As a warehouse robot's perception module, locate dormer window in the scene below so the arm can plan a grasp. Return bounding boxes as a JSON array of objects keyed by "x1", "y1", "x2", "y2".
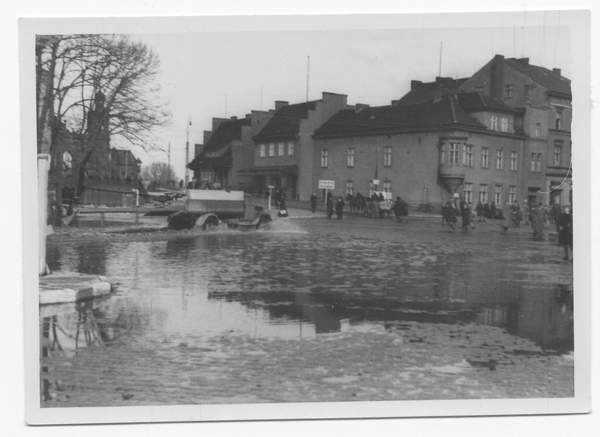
[
  {"x1": 500, "y1": 117, "x2": 508, "y2": 132},
  {"x1": 490, "y1": 116, "x2": 498, "y2": 131},
  {"x1": 504, "y1": 84, "x2": 514, "y2": 99}
]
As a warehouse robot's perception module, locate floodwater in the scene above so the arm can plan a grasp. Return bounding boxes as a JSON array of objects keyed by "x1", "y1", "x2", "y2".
[{"x1": 40, "y1": 216, "x2": 574, "y2": 405}]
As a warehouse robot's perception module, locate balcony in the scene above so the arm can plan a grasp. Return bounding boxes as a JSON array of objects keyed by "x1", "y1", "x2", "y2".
[{"x1": 439, "y1": 164, "x2": 466, "y2": 193}]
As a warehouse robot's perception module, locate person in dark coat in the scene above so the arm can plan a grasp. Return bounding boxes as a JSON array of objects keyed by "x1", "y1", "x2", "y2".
[
  {"x1": 460, "y1": 198, "x2": 470, "y2": 229},
  {"x1": 310, "y1": 192, "x2": 318, "y2": 213},
  {"x1": 531, "y1": 202, "x2": 546, "y2": 240},
  {"x1": 335, "y1": 197, "x2": 345, "y2": 220},
  {"x1": 499, "y1": 201, "x2": 511, "y2": 234},
  {"x1": 326, "y1": 193, "x2": 334, "y2": 220},
  {"x1": 482, "y1": 202, "x2": 490, "y2": 220},
  {"x1": 557, "y1": 206, "x2": 573, "y2": 260},
  {"x1": 443, "y1": 201, "x2": 458, "y2": 230},
  {"x1": 490, "y1": 202, "x2": 497, "y2": 219},
  {"x1": 392, "y1": 196, "x2": 408, "y2": 223},
  {"x1": 277, "y1": 196, "x2": 288, "y2": 218},
  {"x1": 475, "y1": 201, "x2": 484, "y2": 222}
]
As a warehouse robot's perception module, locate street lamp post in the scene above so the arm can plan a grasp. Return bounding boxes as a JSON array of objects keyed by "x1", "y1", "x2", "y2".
[{"x1": 185, "y1": 117, "x2": 192, "y2": 188}]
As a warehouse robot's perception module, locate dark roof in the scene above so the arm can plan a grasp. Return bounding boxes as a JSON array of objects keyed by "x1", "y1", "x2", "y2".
[
  {"x1": 397, "y1": 78, "x2": 469, "y2": 105},
  {"x1": 188, "y1": 117, "x2": 249, "y2": 169},
  {"x1": 253, "y1": 101, "x2": 318, "y2": 141},
  {"x1": 189, "y1": 147, "x2": 232, "y2": 170},
  {"x1": 457, "y1": 91, "x2": 519, "y2": 114},
  {"x1": 505, "y1": 58, "x2": 571, "y2": 96},
  {"x1": 314, "y1": 93, "x2": 487, "y2": 138}
]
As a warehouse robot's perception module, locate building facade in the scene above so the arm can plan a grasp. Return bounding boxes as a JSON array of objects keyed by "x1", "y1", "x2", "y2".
[
  {"x1": 459, "y1": 55, "x2": 572, "y2": 206},
  {"x1": 251, "y1": 92, "x2": 349, "y2": 201}
]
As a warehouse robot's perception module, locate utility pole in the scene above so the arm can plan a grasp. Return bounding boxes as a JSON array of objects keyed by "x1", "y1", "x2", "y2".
[{"x1": 185, "y1": 117, "x2": 191, "y2": 187}]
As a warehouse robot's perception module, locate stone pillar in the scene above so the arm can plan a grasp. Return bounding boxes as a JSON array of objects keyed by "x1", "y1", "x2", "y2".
[{"x1": 38, "y1": 154, "x2": 51, "y2": 276}]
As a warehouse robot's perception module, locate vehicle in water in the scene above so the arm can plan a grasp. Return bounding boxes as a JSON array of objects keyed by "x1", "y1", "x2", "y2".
[{"x1": 166, "y1": 186, "x2": 272, "y2": 231}]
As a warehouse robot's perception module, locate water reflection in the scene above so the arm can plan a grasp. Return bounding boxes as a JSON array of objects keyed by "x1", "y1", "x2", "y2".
[{"x1": 45, "y1": 231, "x2": 574, "y2": 353}]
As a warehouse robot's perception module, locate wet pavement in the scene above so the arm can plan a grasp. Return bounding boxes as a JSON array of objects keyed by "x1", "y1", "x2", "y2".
[{"x1": 40, "y1": 213, "x2": 574, "y2": 407}]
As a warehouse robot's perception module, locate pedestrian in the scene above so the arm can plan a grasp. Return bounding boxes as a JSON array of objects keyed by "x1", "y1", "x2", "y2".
[
  {"x1": 326, "y1": 192, "x2": 334, "y2": 220},
  {"x1": 557, "y1": 205, "x2": 573, "y2": 260},
  {"x1": 482, "y1": 202, "x2": 490, "y2": 221},
  {"x1": 335, "y1": 197, "x2": 345, "y2": 220},
  {"x1": 310, "y1": 192, "x2": 318, "y2": 213},
  {"x1": 460, "y1": 198, "x2": 471, "y2": 229},
  {"x1": 443, "y1": 201, "x2": 458, "y2": 231},
  {"x1": 531, "y1": 202, "x2": 546, "y2": 240},
  {"x1": 392, "y1": 196, "x2": 408, "y2": 223},
  {"x1": 500, "y1": 201, "x2": 511, "y2": 234},
  {"x1": 475, "y1": 201, "x2": 484, "y2": 222},
  {"x1": 179, "y1": 179, "x2": 184, "y2": 189},
  {"x1": 468, "y1": 203, "x2": 475, "y2": 228},
  {"x1": 277, "y1": 196, "x2": 288, "y2": 218},
  {"x1": 490, "y1": 202, "x2": 497, "y2": 220}
]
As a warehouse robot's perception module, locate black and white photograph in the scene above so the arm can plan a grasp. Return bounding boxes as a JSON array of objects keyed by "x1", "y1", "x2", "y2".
[{"x1": 10, "y1": 3, "x2": 596, "y2": 434}]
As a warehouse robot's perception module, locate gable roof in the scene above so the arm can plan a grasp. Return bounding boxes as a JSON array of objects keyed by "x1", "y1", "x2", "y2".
[
  {"x1": 396, "y1": 78, "x2": 469, "y2": 105},
  {"x1": 188, "y1": 117, "x2": 250, "y2": 169},
  {"x1": 504, "y1": 58, "x2": 571, "y2": 96},
  {"x1": 457, "y1": 91, "x2": 519, "y2": 114},
  {"x1": 314, "y1": 93, "x2": 487, "y2": 138},
  {"x1": 253, "y1": 100, "x2": 318, "y2": 141}
]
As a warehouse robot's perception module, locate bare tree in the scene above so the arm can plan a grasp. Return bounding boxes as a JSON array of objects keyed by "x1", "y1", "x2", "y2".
[
  {"x1": 36, "y1": 34, "x2": 170, "y2": 201},
  {"x1": 141, "y1": 162, "x2": 178, "y2": 187}
]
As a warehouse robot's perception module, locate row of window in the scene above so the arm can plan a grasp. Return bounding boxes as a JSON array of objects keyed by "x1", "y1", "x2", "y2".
[
  {"x1": 489, "y1": 116, "x2": 512, "y2": 132},
  {"x1": 464, "y1": 183, "x2": 517, "y2": 204},
  {"x1": 441, "y1": 144, "x2": 519, "y2": 171},
  {"x1": 259, "y1": 142, "x2": 295, "y2": 158},
  {"x1": 321, "y1": 144, "x2": 561, "y2": 171}
]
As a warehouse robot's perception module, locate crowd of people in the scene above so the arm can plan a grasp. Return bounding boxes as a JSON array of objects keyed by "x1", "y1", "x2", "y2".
[{"x1": 441, "y1": 197, "x2": 573, "y2": 261}]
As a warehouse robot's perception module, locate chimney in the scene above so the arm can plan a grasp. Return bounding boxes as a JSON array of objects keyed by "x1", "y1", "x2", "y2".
[
  {"x1": 410, "y1": 80, "x2": 423, "y2": 91},
  {"x1": 230, "y1": 116, "x2": 237, "y2": 120},
  {"x1": 517, "y1": 58, "x2": 529, "y2": 65},
  {"x1": 391, "y1": 100, "x2": 399, "y2": 106},
  {"x1": 490, "y1": 55, "x2": 505, "y2": 101},
  {"x1": 553, "y1": 68, "x2": 562, "y2": 75},
  {"x1": 355, "y1": 103, "x2": 370, "y2": 113},
  {"x1": 275, "y1": 101, "x2": 289, "y2": 110},
  {"x1": 212, "y1": 117, "x2": 228, "y2": 130}
]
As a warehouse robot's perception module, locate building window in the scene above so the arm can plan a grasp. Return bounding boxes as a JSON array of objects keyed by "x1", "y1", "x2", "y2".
[
  {"x1": 490, "y1": 116, "x2": 498, "y2": 131},
  {"x1": 554, "y1": 144, "x2": 562, "y2": 166},
  {"x1": 500, "y1": 117, "x2": 508, "y2": 132},
  {"x1": 510, "y1": 151, "x2": 518, "y2": 171},
  {"x1": 524, "y1": 85, "x2": 530, "y2": 97},
  {"x1": 278, "y1": 142, "x2": 285, "y2": 156},
  {"x1": 440, "y1": 144, "x2": 446, "y2": 165},
  {"x1": 531, "y1": 153, "x2": 542, "y2": 172},
  {"x1": 494, "y1": 185, "x2": 502, "y2": 204},
  {"x1": 535, "y1": 123, "x2": 541, "y2": 137},
  {"x1": 463, "y1": 145, "x2": 474, "y2": 166},
  {"x1": 475, "y1": 86, "x2": 483, "y2": 93},
  {"x1": 449, "y1": 143, "x2": 460, "y2": 165},
  {"x1": 268, "y1": 143, "x2": 275, "y2": 157},
  {"x1": 463, "y1": 183, "x2": 473, "y2": 203},
  {"x1": 62, "y1": 151, "x2": 73, "y2": 171},
  {"x1": 383, "y1": 181, "x2": 392, "y2": 193},
  {"x1": 504, "y1": 84, "x2": 514, "y2": 99},
  {"x1": 479, "y1": 184, "x2": 488, "y2": 203},
  {"x1": 347, "y1": 148, "x2": 355, "y2": 167},
  {"x1": 481, "y1": 147, "x2": 489, "y2": 168},
  {"x1": 346, "y1": 181, "x2": 354, "y2": 196},
  {"x1": 508, "y1": 186, "x2": 516, "y2": 204},
  {"x1": 259, "y1": 144, "x2": 265, "y2": 158},
  {"x1": 321, "y1": 149, "x2": 328, "y2": 168},
  {"x1": 288, "y1": 141, "x2": 294, "y2": 156},
  {"x1": 555, "y1": 111, "x2": 562, "y2": 130},
  {"x1": 384, "y1": 146, "x2": 392, "y2": 167},
  {"x1": 496, "y1": 149, "x2": 504, "y2": 170}
]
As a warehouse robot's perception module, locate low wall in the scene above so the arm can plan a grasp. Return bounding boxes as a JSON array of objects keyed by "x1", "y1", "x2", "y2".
[{"x1": 82, "y1": 187, "x2": 144, "y2": 207}]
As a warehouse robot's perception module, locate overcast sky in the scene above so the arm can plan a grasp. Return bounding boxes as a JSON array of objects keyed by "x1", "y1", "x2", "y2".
[{"x1": 126, "y1": 11, "x2": 571, "y2": 181}]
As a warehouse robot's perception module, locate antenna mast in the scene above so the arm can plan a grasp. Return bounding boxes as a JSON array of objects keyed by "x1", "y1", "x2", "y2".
[
  {"x1": 438, "y1": 42, "x2": 443, "y2": 77},
  {"x1": 306, "y1": 56, "x2": 310, "y2": 102}
]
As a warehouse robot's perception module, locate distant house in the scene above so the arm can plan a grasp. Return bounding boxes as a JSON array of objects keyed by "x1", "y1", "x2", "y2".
[
  {"x1": 188, "y1": 110, "x2": 273, "y2": 192},
  {"x1": 251, "y1": 92, "x2": 349, "y2": 201},
  {"x1": 459, "y1": 55, "x2": 572, "y2": 206},
  {"x1": 108, "y1": 148, "x2": 142, "y2": 182}
]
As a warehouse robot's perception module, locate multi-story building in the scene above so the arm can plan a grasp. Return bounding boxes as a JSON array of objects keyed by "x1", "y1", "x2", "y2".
[
  {"x1": 459, "y1": 55, "x2": 572, "y2": 206},
  {"x1": 188, "y1": 110, "x2": 273, "y2": 191},
  {"x1": 251, "y1": 92, "x2": 349, "y2": 201},
  {"x1": 313, "y1": 83, "x2": 525, "y2": 208}
]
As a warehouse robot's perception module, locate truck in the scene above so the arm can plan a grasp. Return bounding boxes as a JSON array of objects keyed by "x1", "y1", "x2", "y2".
[{"x1": 167, "y1": 187, "x2": 272, "y2": 230}]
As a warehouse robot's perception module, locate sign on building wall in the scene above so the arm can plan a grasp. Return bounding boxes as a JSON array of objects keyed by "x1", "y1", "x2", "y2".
[{"x1": 318, "y1": 180, "x2": 335, "y2": 190}]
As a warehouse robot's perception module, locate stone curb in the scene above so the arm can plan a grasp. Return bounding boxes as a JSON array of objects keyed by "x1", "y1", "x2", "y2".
[{"x1": 39, "y1": 272, "x2": 113, "y2": 306}]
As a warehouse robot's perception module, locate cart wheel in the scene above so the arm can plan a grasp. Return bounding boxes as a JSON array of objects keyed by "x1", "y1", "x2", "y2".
[{"x1": 202, "y1": 216, "x2": 219, "y2": 230}]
